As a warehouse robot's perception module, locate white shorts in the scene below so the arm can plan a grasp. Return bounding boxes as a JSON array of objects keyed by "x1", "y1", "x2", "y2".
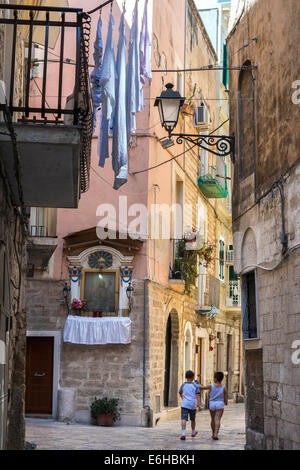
[{"x1": 209, "y1": 401, "x2": 224, "y2": 411}]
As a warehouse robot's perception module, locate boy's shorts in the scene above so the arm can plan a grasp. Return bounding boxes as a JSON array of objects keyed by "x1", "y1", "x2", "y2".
[{"x1": 181, "y1": 407, "x2": 196, "y2": 421}]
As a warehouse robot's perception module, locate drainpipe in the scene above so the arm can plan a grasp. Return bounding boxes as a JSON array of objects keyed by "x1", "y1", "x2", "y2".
[
  {"x1": 143, "y1": 278, "x2": 152, "y2": 426},
  {"x1": 278, "y1": 179, "x2": 288, "y2": 255}
]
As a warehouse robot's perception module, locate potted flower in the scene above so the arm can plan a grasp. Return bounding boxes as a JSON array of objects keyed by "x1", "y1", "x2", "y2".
[
  {"x1": 90, "y1": 397, "x2": 120, "y2": 427},
  {"x1": 71, "y1": 298, "x2": 87, "y2": 316}
]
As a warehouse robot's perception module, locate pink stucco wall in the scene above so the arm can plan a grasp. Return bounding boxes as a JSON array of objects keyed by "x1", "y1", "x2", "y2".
[{"x1": 32, "y1": 0, "x2": 188, "y2": 285}]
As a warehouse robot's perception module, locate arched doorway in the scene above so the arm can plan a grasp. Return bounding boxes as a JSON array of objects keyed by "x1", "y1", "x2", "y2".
[
  {"x1": 163, "y1": 309, "x2": 180, "y2": 407},
  {"x1": 184, "y1": 322, "x2": 193, "y2": 375}
]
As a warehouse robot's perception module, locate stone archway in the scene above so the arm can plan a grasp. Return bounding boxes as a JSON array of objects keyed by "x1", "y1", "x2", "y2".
[
  {"x1": 241, "y1": 227, "x2": 257, "y2": 271},
  {"x1": 163, "y1": 309, "x2": 180, "y2": 408}
]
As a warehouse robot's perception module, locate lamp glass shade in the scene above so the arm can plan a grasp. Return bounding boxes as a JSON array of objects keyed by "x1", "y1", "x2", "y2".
[{"x1": 159, "y1": 97, "x2": 181, "y2": 133}]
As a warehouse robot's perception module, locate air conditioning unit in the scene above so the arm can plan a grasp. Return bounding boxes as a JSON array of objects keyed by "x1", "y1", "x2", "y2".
[{"x1": 193, "y1": 104, "x2": 210, "y2": 130}]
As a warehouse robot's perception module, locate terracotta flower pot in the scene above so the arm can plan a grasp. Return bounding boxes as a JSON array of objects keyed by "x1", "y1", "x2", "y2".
[
  {"x1": 96, "y1": 414, "x2": 114, "y2": 427},
  {"x1": 181, "y1": 103, "x2": 193, "y2": 116}
]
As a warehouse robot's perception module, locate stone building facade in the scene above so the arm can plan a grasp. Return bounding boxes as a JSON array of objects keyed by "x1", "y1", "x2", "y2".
[
  {"x1": 227, "y1": 0, "x2": 300, "y2": 450},
  {"x1": 0, "y1": 2, "x2": 29, "y2": 450},
  {"x1": 25, "y1": 0, "x2": 242, "y2": 428}
]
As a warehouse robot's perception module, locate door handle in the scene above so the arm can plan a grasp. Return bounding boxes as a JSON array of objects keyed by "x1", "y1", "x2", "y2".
[{"x1": 34, "y1": 372, "x2": 46, "y2": 377}]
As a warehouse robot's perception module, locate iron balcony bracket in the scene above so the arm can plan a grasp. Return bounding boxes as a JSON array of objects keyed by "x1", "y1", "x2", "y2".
[{"x1": 170, "y1": 133, "x2": 235, "y2": 158}]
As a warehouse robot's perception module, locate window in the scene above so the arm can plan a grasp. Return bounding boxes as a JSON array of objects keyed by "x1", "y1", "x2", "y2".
[
  {"x1": 241, "y1": 271, "x2": 259, "y2": 339},
  {"x1": 219, "y1": 239, "x2": 225, "y2": 281},
  {"x1": 238, "y1": 60, "x2": 255, "y2": 180},
  {"x1": 174, "y1": 178, "x2": 184, "y2": 239},
  {"x1": 81, "y1": 270, "x2": 119, "y2": 315}
]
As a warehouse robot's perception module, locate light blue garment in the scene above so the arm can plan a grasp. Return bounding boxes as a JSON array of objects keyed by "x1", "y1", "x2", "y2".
[
  {"x1": 90, "y1": 17, "x2": 103, "y2": 133},
  {"x1": 179, "y1": 382, "x2": 200, "y2": 410},
  {"x1": 139, "y1": 0, "x2": 152, "y2": 109},
  {"x1": 209, "y1": 384, "x2": 224, "y2": 403},
  {"x1": 112, "y1": 10, "x2": 128, "y2": 190},
  {"x1": 126, "y1": 0, "x2": 141, "y2": 145},
  {"x1": 98, "y1": 14, "x2": 116, "y2": 168}
]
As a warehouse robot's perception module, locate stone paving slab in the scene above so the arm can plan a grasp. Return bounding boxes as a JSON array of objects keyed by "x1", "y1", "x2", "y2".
[{"x1": 25, "y1": 403, "x2": 245, "y2": 451}]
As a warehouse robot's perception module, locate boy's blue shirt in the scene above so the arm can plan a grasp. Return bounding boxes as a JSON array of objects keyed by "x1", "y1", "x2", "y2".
[{"x1": 179, "y1": 382, "x2": 200, "y2": 410}]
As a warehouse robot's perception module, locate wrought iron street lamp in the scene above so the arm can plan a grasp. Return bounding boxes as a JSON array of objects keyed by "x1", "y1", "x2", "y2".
[
  {"x1": 154, "y1": 83, "x2": 235, "y2": 158},
  {"x1": 154, "y1": 83, "x2": 185, "y2": 136}
]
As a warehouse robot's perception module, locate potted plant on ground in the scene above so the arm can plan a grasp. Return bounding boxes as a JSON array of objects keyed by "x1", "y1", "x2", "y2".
[{"x1": 90, "y1": 397, "x2": 120, "y2": 427}]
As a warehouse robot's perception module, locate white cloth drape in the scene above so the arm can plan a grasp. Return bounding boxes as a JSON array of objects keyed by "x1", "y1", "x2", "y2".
[{"x1": 63, "y1": 316, "x2": 132, "y2": 345}]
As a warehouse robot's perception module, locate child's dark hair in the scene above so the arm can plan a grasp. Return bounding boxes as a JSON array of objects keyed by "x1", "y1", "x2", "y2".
[
  {"x1": 214, "y1": 372, "x2": 224, "y2": 382},
  {"x1": 186, "y1": 370, "x2": 195, "y2": 379}
]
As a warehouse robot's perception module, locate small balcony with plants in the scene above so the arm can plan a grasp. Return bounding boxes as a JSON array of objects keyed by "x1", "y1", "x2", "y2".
[{"x1": 169, "y1": 236, "x2": 214, "y2": 295}]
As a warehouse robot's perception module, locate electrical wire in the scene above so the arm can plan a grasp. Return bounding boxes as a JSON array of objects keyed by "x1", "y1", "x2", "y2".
[{"x1": 239, "y1": 244, "x2": 300, "y2": 275}]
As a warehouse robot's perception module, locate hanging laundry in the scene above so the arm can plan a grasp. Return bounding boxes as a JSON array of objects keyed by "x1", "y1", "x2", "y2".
[
  {"x1": 90, "y1": 17, "x2": 103, "y2": 133},
  {"x1": 139, "y1": 0, "x2": 152, "y2": 109},
  {"x1": 112, "y1": 9, "x2": 128, "y2": 190},
  {"x1": 126, "y1": 0, "x2": 141, "y2": 145},
  {"x1": 98, "y1": 13, "x2": 116, "y2": 168}
]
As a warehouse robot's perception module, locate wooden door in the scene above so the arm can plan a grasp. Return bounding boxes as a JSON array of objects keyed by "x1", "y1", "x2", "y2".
[{"x1": 25, "y1": 337, "x2": 54, "y2": 414}]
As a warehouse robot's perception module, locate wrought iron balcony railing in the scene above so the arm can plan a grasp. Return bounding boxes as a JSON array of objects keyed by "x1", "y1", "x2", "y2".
[
  {"x1": 0, "y1": 3, "x2": 93, "y2": 194},
  {"x1": 226, "y1": 280, "x2": 240, "y2": 307}
]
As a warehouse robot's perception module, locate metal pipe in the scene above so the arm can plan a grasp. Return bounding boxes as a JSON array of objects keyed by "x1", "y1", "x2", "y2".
[
  {"x1": 0, "y1": 4, "x2": 83, "y2": 13},
  {"x1": 143, "y1": 279, "x2": 149, "y2": 410},
  {"x1": 57, "y1": 12, "x2": 65, "y2": 118},
  {"x1": 25, "y1": 9, "x2": 34, "y2": 117},
  {"x1": 9, "y1": 9, "x2": 18, "y2": 111},
  {"x1": 41, "y1": 11, "x2": 50, "y2": 118}
]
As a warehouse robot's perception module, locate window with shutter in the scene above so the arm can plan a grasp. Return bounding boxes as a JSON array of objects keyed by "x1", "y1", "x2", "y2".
[{"x1": 219, "y1": 239, "x2": 225, "y2": 281}]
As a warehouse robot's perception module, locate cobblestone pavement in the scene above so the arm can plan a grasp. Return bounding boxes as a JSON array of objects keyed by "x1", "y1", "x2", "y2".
[{"x1": 25, "y1": 403, "x2": 245, "y2": 451}]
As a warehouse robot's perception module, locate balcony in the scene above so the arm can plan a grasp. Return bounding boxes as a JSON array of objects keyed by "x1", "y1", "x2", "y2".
[
  {"x1": 226, "y1": 280, "x2": 241, "y2": 308},
  {"x1": 198, "y1": 158, "x2": 228, "y2": 199},
  {"x1": 226, "y1": 248, "x2": 234, "y2": 263},
  {"x1": 0, "y1": 4, "x2": 92, "y2": 208},
  {"x1": 27, "y1": 207, "x2": 58, "y2": 273}
]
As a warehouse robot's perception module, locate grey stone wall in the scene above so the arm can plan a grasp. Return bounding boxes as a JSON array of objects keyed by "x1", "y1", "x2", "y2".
[{"x1": 26, "y1": 278, "x2": 146, "y2": 426}]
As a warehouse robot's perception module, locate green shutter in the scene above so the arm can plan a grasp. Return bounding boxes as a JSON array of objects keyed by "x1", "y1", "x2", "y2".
[
  {"x1": 229, "y1": 265, "x2": 238, "y2": 281},
  {"x1": 222, "y1": 44, "x2": 229, "y2": 88}
]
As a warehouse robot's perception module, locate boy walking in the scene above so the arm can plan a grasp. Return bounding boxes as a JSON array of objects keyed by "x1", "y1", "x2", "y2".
[{"x1": 179, "y1": 370, "x2": 201, "y2": 440}]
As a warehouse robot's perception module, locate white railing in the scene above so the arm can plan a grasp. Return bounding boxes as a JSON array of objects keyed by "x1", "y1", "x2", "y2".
[
  {"x1": 226, "y1": 249, "x2": 234, "y2": 263},
  {"x1": 226, "y1": 280, "x2": 240, "y2": 307}
]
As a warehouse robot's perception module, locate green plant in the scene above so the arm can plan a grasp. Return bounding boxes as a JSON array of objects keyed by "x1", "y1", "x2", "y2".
[
  {"x1": 182, "y1": 242, "x2": 215, "y2": 295},
  {"x1": 90, "y1": 397, "x2": 121, "y2": 422},
  {"x1": 185, "y1": 83, "x2": 198, "y2": 110}
]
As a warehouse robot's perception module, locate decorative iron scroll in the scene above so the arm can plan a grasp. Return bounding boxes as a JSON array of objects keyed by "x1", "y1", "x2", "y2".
[{"x1": 172, "y1": 134, "x2": 235, "y2": 157}]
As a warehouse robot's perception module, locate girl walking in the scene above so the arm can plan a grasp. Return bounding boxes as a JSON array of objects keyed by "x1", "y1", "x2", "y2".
[{"x1": 198, "y1": 372, "x2": 228, "y2": 440}]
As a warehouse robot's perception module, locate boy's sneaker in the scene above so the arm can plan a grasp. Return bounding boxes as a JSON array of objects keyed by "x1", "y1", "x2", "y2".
[
  {"x1": 191, "y1": 431, "x2": 198, "y2": 438},
  {"x1": 180, "y1": 435, "x2": 186, "y2": 440}
]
